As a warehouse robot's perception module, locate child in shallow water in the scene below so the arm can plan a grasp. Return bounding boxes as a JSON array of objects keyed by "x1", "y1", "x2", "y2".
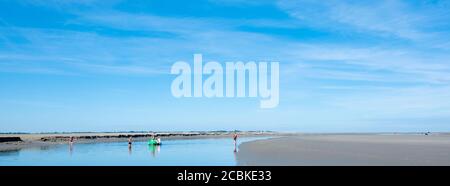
[
  {"x1": 156, "y1": 137, "x2": 161, "y2": 144},
  {"x1": 69, "y1": 136, "x2": 74, "y2": 144}
]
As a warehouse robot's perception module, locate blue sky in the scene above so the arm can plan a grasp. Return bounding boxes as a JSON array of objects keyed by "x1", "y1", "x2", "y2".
[{"x1": 1, "y1": 0, "x2": 450, "y2": 132}]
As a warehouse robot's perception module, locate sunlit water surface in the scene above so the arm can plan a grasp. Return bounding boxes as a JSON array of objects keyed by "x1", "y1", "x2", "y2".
[{"x1": 0, "y1": 137, "x2": 267, "y2": 166}]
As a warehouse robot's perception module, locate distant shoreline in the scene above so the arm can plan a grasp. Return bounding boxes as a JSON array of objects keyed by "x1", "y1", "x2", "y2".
[
  {"x1": 3, "y1": 132, "x2": 449, "y2": 155},
  {"x1": 0, "y1": 131, "x2": 279, "y2": 152}
]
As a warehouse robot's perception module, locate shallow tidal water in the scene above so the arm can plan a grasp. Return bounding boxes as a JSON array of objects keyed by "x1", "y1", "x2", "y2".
[{"x1": 0, "y1": 137, "x2": 267, "y2": 166}]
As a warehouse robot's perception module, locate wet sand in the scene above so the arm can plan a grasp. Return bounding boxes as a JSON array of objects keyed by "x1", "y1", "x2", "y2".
[{"x1": 237, "y1": 134, "x2": 450, "y2": 166}]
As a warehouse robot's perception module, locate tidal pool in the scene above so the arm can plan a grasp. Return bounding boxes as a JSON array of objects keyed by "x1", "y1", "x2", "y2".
[{"x1": 0, "y1": 137, "x2": 267, "y2": 166}]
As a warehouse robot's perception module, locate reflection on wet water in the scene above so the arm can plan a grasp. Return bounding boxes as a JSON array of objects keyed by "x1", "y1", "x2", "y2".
[
  {"x1": 0, "y1": 149, "x2": 20, "y2": 156},
  {"x1": 69, "y1": 143, "x2": 73, "y2": 156},
  {"x1": 148, "y1": 145, "x2": 161, "y2": 158},
  {"x1": 0, "y1": 137, "x2": 268, "y2": 166},
  {"x1": 40, "y1": 146, "x2": 51, "y2": 151}
]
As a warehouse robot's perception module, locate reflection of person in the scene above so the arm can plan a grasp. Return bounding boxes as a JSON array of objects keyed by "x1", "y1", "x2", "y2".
[
  {"x1": 149, "y1": 145, "x2": 155, "y2": 157},
  {"x1": 148, "y1": 144, "x2": 160, "y2": 157},
  {"x1": 68, "y1": 136, "x2": 74, "y2": 155},
  {"x1": 233, "y1": 148, "x2": 237, "y2": 163},
  {"x1": 69, "y1": 142, "x2": 73, "y2": 156}
]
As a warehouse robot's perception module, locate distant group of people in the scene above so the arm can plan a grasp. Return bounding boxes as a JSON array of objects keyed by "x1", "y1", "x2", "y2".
[
  {"x1": 68, "y1": 134, "x2": 162, "y2": 146},
  {"x1": 151, "y1": 135, "x2": 161, "y2": 144},
  {"x1": 127, "y1": 134, "x2": 161, "y2": 147},
  {"x1": 67, "y1": 131, "x2": 239, "y2": 152}
]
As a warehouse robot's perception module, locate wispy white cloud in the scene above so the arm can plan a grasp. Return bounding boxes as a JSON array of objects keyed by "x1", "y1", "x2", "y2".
[
  {"x1": 280, "y1": 43, "x2": 450, "y2": 85},
  {"x1": 276, "y1": 0, "x2": 450, "y2": 48}
]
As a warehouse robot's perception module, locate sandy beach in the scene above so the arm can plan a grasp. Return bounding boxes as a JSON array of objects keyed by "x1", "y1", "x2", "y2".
[{"x1": 237, "y1": 133, "x2": 450, "y2": 166}]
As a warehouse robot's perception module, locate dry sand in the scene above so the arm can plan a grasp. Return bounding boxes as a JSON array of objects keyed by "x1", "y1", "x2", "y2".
[{"x1": 237, "y1": 134, "x2": 450, "y2": 166}]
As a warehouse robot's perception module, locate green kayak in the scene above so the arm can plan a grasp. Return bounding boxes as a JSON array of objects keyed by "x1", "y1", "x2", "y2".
[{"x1": 148, "y1": 139, "x2": 161, "y2": 145}]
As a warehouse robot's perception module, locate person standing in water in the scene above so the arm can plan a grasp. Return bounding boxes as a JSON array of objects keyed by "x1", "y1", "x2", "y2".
[
  {"x1": 128, "y1": 136, "x2": 133, "y2": 155},
  {"x1": 128, "y1": 136, "x2": 133, "y2": 146},
  {"x1": 69, "y1": 136, "x2": 74, "y2": 155},
  {"x1": 233, "y1": 132, "x2": 238, "y2": 151},
  {"x1": 69, "y1": 136, "x2": 74, "y2": 144},
  {"x1": 156, "y1": 136, "x2": 161, "y2": 145}
]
